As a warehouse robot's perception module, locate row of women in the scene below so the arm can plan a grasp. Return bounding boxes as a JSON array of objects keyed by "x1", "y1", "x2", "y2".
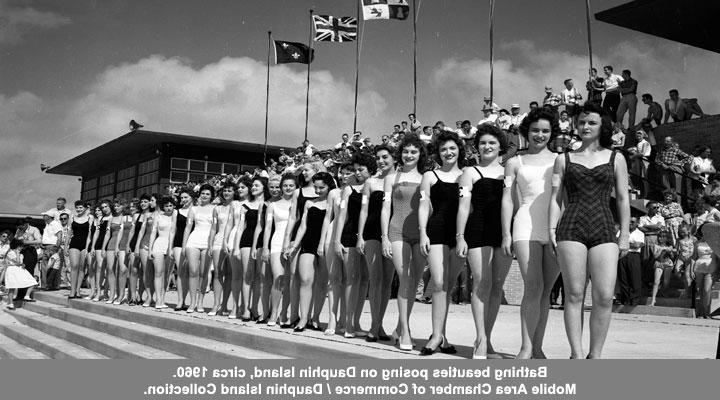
[{"x1": 63, "y1": 101, "x2": 629, "y2": 359}]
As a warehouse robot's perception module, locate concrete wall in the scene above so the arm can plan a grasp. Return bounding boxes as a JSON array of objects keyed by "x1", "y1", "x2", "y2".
[{"x1": 653, "y1": 115, "x2": 720, "y2": 158}]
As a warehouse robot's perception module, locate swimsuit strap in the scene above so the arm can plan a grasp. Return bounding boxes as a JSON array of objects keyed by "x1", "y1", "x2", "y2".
[
  {"x1": 564, "y1": 152, "x2": 571, "y2": 176},
  {"x1": 432, "y1": 170, "x2": 441, "y2": 182},
  {"x1": 472, "y1": 166, "x2": 484, "y2": 179}
]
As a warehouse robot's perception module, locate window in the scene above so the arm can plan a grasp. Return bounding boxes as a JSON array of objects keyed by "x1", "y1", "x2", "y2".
[
  {"x1": 98, "y1": 185, "x2": 114, "y2": 197},
  {"x1": 206, "y1": 161, "x2": 222, "y2": 174},
  {"x1": 136, "y1": 184, "x2": 159, "y2": 196},
  {"x1": 189, "y1": 160, "x2": 205, "y2": 172},
  {"x1": 99, "y1": 172, "x2": 115, "y2": 186},
  {"x1": 116, "y1": 179, "x2": 134, "y2": 193},
  {"x1": 81, "y1": 189, "x2": 96, "y2": 202},
  {"x1": 117, "y1": 166, "x2": 135, "y2": 181},
  {"x1": 138, "y1": 158, "x2": 159, "y2": 175},
  {"x1": 223, "y1": 163, "x2": 240, "y2": 174},
  {"x1": 188, "y1": 173, "x2": 205, "y2": 182},
  {"x1": 170, "y1": 158, "x2": 188, "y2": 170},
  {"x1": 116, "y1": 190, "x2": 135, "y2": 200},
  {"x1": 82, "y1": 178, "x2": 97, "y2": 191},
  {"x1": 137, "y1": 172, "x2": 158, "y2": 187},
  {"x1": 170, "y1": 171, "x2": 188, "y2": 183},
  {"x1": 241, "y1": 165, "x2": 258, "y2": 173}
]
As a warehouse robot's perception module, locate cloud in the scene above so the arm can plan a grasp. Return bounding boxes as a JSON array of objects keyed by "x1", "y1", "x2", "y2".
[
  {"x1": 0, "y1": 55, "x2": 387, "y2": 214},
  {"x1": 428, "y1": 39, "x2": 720, "y2": 120},
  {"x1": 0, "y1": 0, "x2": 71, "y2": 45}
]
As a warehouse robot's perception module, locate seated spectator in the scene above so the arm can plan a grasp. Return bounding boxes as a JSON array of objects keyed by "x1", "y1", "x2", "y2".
[
  {"x1": 641, "y1": 93, "x2": 663, "y2": 128},
  {"x1": 690, "y1": 145, "x2": 716, "y2": 187},
  {"x1": 496, "y1": 109, "x2": 511, "y2": 131},
  {"x1": 457, "y1": 119, "x2": 477, "y2": 140},
  {"x1": 664, "y1": 89, "x2": 705, "y2": 123},
  {"x1": 542, "y1": 86, "x2": 562, "y2": 116},
  {"x1": 660, "y1": 190, "x2": 684, "y2": 245},
  {"x1": 478, "y1": 106, "x2": 498, "y2": 126},
  {"x1": 401, "y1": 121, "x2": 411, "y2": 133},
  {"x1": 649, "y1": 230, "x2": 676, "y2": 306},
  {"x1": 335, "y1": 133, "x2": 351, "y2": 150},
  {"x1": 558, "y1": 110, "x2": 572, "y2": 134},
  {"x1": 655, "y1": 136, "x2": 690, "y2": 191},
  {"x1": 561, "y1": 78, "x2": 583, "y2": 118},
  {"x1": 408, "y1": 113, "x2": 422, "y2": 134},
  {"x1": 380, "y1": 134, "x2": 390, "y2": 146},
  {"x1": 483, "y1": 96, "x2": 500, "y2": 112},
  {"x1": 693, "y1": 195, "x2": 720, "y2": 232},
  {"x1": 419, "y1": 126, "x2": 433, "y2": 144},
  {"x1": 705, "y1": 174, "x2": 720, "y2": 198},
  {"x1": 611, "y1": 124, "x2": 626, "y2": 149}
]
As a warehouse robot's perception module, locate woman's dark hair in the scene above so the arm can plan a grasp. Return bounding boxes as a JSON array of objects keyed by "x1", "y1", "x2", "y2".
[
  {"x1": 74, "y1": 200, "x2": 85, "y2": 207},
  {"x1": 519, "y1": 106, "x2": 561, "y2": 141},
  {"x1": 662, "y1": 189, "x2": 678, "y2": 202},
  {"x1": 280, "y1": 173, "x2": 297, "y2": 187},
  {"x1": 220, "y1": 181, "x2": 237, "y2": 201},
  {"x1": 474, "y1": 124, "x2": 508, "y2": 153},
  {"x1": 701, "y1": 194, "x2": 717, "y2": 207},
  {"x1": 1, "y1": 229, "x2": 12, "y2": 238},
  {"x1": 198, "y1": 183, "x2": 215, "y2": 198},
  {"x1": 178, "y1": 188, "x2": 195, "y2": 200},
  {"x1": 139, "y1": 193, "x2": 152, "y2": 202},
  {"x1": 351, "y1": 152, "x2": 378, "y2": 175},
  {"x1": 9, "y1": 238, "x2": 23, "y2": 250},
  {"x1": 160, "y1": 196, "x2": 176, "y2": 208},
  {"x1": 433, "y1": 130, "x2": 466, "y2": 168},
  {"x1": 695, "y1": 145, "x2": 711, "y2": 157},
  {"x1": 578, "y1": 101, "x2": 613, "y2": 148},
  {"x1": 236, "y1": 176, "x2": 252, "y2": 194},
  {"x1": 252, "y1": 176, "x2": 271, "y2": 201},
  {"x1": 395, "y1": 134, "x2": 428, "y2": 173},
  {"x1": 312, "y1": 171, "x2": 337, "y2": 190}
]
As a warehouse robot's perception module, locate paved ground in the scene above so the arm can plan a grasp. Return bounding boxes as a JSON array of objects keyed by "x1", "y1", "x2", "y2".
[{"x1": 5, "y1": 289, "x2": 719, "y2": 359}]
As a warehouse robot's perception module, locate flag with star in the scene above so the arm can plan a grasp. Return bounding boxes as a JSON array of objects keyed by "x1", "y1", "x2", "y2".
[
  {"x1": 313, "y1": 15, "x2": 357, "y2": 42},
  {"x1": 273, "y1": 40, "x2": 314, "y2": 64},
  {"x1": 362, "y1": 0, "x2": 410, "y2": 20}
]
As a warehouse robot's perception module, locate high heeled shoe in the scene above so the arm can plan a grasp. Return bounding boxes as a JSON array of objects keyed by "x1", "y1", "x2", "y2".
[
  {"x1": 472, "y1": 341, "x2": 487, "y2": 359},
  {"x1": 419, "y1": 335, "x2": 442, "y2": 356},
  {"x1": 439, "y1": 335, "x2": 457, "y2": 354}
]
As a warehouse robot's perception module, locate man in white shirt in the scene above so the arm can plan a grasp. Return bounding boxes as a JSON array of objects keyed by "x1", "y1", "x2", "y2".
[
  {"x1": 45, "y1": 197, "x2": 71, "y2": 221},
  {"x1": 602, "y1": 65, "x2": 623, "y2": 122},
  {"x1": 408, "y1": 113, "x2": 422, "y2": 135},
  {"x1": 508, "y1": 104, "x2": 528, "y2": 150},
  {"x1": 40, "y1": 212, "x2": 62, "y2": 290},
  {"x1": 335, "y1": 133, "x2": 350, "y2": 150},
  {"x1": 616, "y1": 216, "x2": 645, "y2": 305},
  {"x1": 477, "y1": 106, "x2": 498, "y2": 126},
  {"x1": 561, "y1": 79, "x2": 582, "y2": 122}
]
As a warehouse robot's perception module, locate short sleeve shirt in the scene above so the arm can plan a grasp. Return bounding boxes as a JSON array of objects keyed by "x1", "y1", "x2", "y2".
[{"x1": 42, "y1": 220, "x2": 62, "y2": 245}]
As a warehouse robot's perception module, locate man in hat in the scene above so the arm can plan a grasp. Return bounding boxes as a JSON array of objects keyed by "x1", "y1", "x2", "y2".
[
  {"x1": 478, "y1": 105, "x2": 498, "y2": 126},
  {"x1": 542, "y1": 85, "x2": 562, "y2": 114},
  {"x1": 483, "y1": 96, "x2": 500, "y2": 112}
]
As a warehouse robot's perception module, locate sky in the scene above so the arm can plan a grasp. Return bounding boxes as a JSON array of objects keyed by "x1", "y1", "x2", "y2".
[{"x1": 2, "y1": 0, "x2": 720, "y2": 214}]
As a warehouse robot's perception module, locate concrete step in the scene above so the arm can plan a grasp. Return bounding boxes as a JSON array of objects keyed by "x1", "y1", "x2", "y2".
[
  {"x1": 33, "y1": 290, "x2": 460, "y2": 359},
  {"x1": 0, "y1": 330, "x2": 48, "y2": 359},
  {"x1": 11, "y1": 303, "x2": 184, "y2": 359},
  {"x1": 31, "y1": 301, "x2": 287, "y2": 359},
  {"x1": 0, "y1": 311, "x2": 106, "y2": 359}
]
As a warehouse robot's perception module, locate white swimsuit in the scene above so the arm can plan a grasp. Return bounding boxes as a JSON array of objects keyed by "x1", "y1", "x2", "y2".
[
  {"x1": 270, "y1": 201, "x2": 291, "y2": 254},
  {"x1": 186, "y1": 204, "x2": 214, "y2": 250},
  {"x1": 152, "y1": 214, "x2": 173, "y2": 254},
  {"x1": 512, "y1": 154, "x2": 553, "y2": 242}
]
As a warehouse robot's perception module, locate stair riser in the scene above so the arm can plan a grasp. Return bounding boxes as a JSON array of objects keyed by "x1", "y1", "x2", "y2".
[
  {"x1": 0, "y1": 325, "x2": 76, "y2": 359},
  {"x1": 62, "y1": 299, "x2": 365, "y2": 359},
  {"x1": 8, "y1": 311, "x2": 141, "y2": 359},
  {"x1": 48, "y1": 307, "x2": 244, "y2": 359}
]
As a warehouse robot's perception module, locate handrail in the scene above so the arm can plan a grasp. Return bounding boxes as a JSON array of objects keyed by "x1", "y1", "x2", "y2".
[{"x1": 622, "y1": 148, "x2": 706, "y2": 187}]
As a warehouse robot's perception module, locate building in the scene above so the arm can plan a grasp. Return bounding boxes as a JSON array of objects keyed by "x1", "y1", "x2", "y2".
[{"x1": 47, "y1": 130, "x2": 283, "y2": 204}]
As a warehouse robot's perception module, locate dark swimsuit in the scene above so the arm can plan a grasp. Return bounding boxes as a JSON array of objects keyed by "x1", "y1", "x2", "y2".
[
  {"x1": 362, "y1": 190, "x2": 384, "y2": 241},
  {"x1": 427, "y1": 171, "x2": 460, "y2": 247},
  {"x1": 300, "y1": 206, "x2": 326, "y2": 255},
  {"x1": 340, "y1": 187, "x2": 362, "y2": 247},
  {"x1": 465, "y1": 167, "x2": 503, "y2": 248}
]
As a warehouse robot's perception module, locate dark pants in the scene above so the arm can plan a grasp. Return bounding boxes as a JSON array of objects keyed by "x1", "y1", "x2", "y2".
[
  {"x1": 550, "y1": 274, "x2": 564, "y2": 305},
  {"x1": 16, "y1": 247, "x2": 38, "y2": 300},
  {"x1": 603, "y1": 91, "x2": 621, "y2": 122},
  {"x1": 617, "y1": 252, "x2": 643, "y2": 305}
]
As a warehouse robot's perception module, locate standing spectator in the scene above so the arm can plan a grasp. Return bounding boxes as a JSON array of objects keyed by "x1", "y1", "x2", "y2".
[
  {"x1": 362, "y1": 137, "x2": 373, "y2": 149},
  {"x1": 483, "y1": 96, "x2": 500, "y2": 112},
  {"x1": 690, "y1": 145, "x2": 716, "y2": 187},
  {"x1": 656, "y1": 136, "x2": 690, "y2": 191},
  {"x1": 586, "y1": 68, "x2": 604, "y2": 106},
  {"x1": 616, "y1": 216, "x2": 645, "y2": 305},
  {"x1": 3, "y1": 239, "x2": 38, "y2": 308},
  {"x1": 602, "y1": 65, "x2": 623, "y2": 122},
  {"x1": 616, "y1": 69, "x2": 638, "y2": 129},
  {"x1": 529, "y1": 101, "x2": 539, "y2": 111},
  {"x1": 561, "y1": 79, "x2": 582, "y2": 118},
  {"x1": 641, "y1": 93, "x2": 663, "y2": 128},
  {"x1": 15, "y1": 217, "x2": 40, "y2": 300},
  {"x1": 408, "y1": 113, "x2": 422, "y2": 134},
  {"x1": 509, "y1": 104, "x2": 527, "y2": 150},
  {"x1": 40, "y1": 212, "x2": 62, "y2": 289},
  {"x1": 692, "y1": 223, "x2": 719, "y2": 318},
  {"x1": 638, "y1": 201, "x2": 665, "y2": 287},
  {"x1": 630, "y1": 131, "x2": 652, "y2": 197},
  {"x1": 45, "y1": 197, "x2": 71, "y2": 221},
  {"x1": 648, "y1": 230, "x2": 676, "y2": 306},
  {"x1": 664, "y1": 89, "x2": 705, "y2": 123},
  {"x1": 611, "y1": 124, "x2": 626, "y2": 150},
  {"x1": 401, "y1": 121, "x2": 411, "y2": 134},
  {"x1": 302, "y1": 140, "x2": 317, "y2": 157}
]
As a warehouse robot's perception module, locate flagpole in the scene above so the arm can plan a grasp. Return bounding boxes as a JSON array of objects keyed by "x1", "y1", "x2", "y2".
[
  {"x1": 489, "y1": 0, "x2": 495, "y2": 106},
  {"x1": 304, "y1": 9, "x2": 314, "y2": 144},
  {"x1": 264, "y1": 31, "x2": 271, "y2": 166},
  {"x1": 412, "y1": 0, "x2": 417, "y2": 116},
  {"x1": 585, "y1": 0, "x2": 594, "y2": 72},
  {"x1": 352, "y1": 2, "x2": 361, "y2": 135}
]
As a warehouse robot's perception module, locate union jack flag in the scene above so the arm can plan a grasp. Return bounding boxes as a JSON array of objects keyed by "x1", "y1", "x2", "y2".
[{"x1": 312, "y1": 15, "x2": 357, "y2": 42}]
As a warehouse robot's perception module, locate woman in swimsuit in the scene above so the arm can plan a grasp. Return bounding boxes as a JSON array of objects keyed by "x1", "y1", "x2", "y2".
[
  {"x1": 261, "y1": 174, "x2": 296, "y2": 326},
  {"x1": 333, "y1": 154, "x2": 375, "y2": 338},
  {"x1": 208, "y1": 182, "x2": 235, "y2": 316},
  {"x1": 68, "y1": 201, "x2": 92, "y2": 299},
  {"x1": 247, "y1": 177, "x2": 270, "y2": 321},
  {"x1": 224, "y1": 178, "x2": 250, "y2": 316},
  {"x1": 103, "y1": 199, "x2": 126, "y2": 304},
  {"x1": 456, "y1": 125, "x2": 513, "y2": 359},
  {"x1": 549, "y1": 101, "x2": 630, "y2": 359},
  {"x1": 91, "y1": 200, "x2": 112, "y2": 301},
  {"x1": 418, "y1": 131, "x2": 464, "y2": 355},
  {"x1": 502, "y1": 107, "x2": 560, "y2": 359},
  {"x1": 381, "y1": 134, "x2": 426, "y2": 350},
  {"x1": 172, "y1": 189, "x2": 193, "y2": 310},
  {"x1": 149, "y1": 196, "x2": 176, "y2": 309},
  {"x1": 282, "y1": 162, "x2": 323, "y2": 327},
  {"x1": 182, "y1": 184, "x2": 215, "y2": 313},
  {"x1": 114, "y1": 200, "x2": 135, "y2": 305},
  {"x1": 357, "y1": 145, "x2": 397, "y2": 342},
  {"x1": 128, "y1": 195, "x2": 150, "y2": 305},
  {"x1": 285, "y1": 172, "x2": 335, "y2": 332},
  {"x1": 135, "y1": 194, "x2": 160, "y2": 306}
]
